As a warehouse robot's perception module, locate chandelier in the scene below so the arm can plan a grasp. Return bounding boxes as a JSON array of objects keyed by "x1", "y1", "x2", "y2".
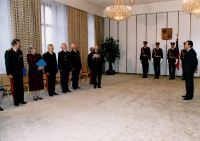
[
  {"x1": 106, "y1": 0, "x2": 134, "y2": 22},
  {"x1": 182, "y1": 0, "x2": 200, "y2": 18}
]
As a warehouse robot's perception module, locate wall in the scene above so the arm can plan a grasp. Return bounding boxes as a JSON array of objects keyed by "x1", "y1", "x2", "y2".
[{"x1": 104, "y1": 1, "x2": 200, "y2": 77}]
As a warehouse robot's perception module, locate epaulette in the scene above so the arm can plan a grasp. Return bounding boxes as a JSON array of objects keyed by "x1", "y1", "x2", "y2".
[
  {"x1": 6, "y1": 48, "x2": 12, "y2": 51},
  {"x1": 44, "y1": 52, "x2": 49, "y2": 54}
]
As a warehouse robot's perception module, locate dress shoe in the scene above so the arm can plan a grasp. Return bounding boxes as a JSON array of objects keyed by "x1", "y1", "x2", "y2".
[
  {"x1": 14, "y1": 103, "x2": 19, "y2": 106},
  {"x1": 67, "y1": 90, "x2": 71, "y2": 92},
  {"x1": 0, "y1": 107, "x2": 4, "y2": 111},
  {"x1": 182, "y1": 95, "x2": 187, "y2": 97},
  {"x1": 183, "y1": 97, "x2": 193, "y2": 100},
  {"x1": 73, "y1": 88, "x2": 77, "y2": 90},
  {"x1": 77, "y1": 87, "x2": 81, "y2": 89},
  {"x1": 94, "y1": 86, "x2": 96, "y2": 89},
  {"x1": 98, "y1": 86, "x2": 101, "y2": 88},
  {"x1": 181, "y1": 78, "x2": 185, "y2": 80},
  {"x1": 53, "y1": 92, "x2": 58, "y2": 95},
  {"x1": 142, "y1": 76, "x2": 145, "y2": 78},
  {"x1": 37, "y1": 97, "x2": 43, "y2": 100},
  {"x1": 33, "y1": 97, "x2": 38, "y2": 101},
  {"x1": 62, "y1": 91, "x2": 67, "y2": 93},
  {"x1": 20, "y1": 101, "x2": 27, "y2": 104},
  {"x1": 49, "y1": 94, "x2": 53, "y2": 97}
]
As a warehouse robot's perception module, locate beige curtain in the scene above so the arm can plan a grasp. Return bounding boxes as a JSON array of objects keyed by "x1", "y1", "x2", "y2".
[
  {"x1": 10, "y1": 0, "x2": 42, "y2": 68},
  {"x1": 68, "y1": 6, "x2": 88, "y2": 66},
  {"x1": 94, "y1": 15, "x2": 104, "y2": 47}
]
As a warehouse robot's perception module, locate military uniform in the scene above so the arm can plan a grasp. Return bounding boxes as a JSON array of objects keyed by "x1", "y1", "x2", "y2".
[
  {"x1": 152, "y1": 44, "x2": 163, "y2": 78},
  {"x1": 181, "y1": 49, "x2": 187, "y2": 80},
  {"x1": 43, "y1": 51, "x2": 57, "y2": 96},
  {"x1": 91, "y1": 51, "x2": 104, "y2": 88},
  {"x1": 58, "y1": 50, "x2": 71, "y2": 93},
  {"x1": 140, "y1": 43, "x2": 151, "y2": 78},
  {"x1": 167, "y1": 48, "x2": 177, "y2": 79},
  {"x1": 70, "y1": 50, "x2": 81, "y2": 89},
  {"x1": 5, "y1": 48, "x2": 24, "y2": 105}
]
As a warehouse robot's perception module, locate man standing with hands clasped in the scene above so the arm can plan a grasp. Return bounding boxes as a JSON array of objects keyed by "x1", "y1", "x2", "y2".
[
  {"x1": 182, "y1": 40, "x2": 198, "y2": 100},
  {"x1": 91, "y1": 44, "x2": 104, "y2": 89}
]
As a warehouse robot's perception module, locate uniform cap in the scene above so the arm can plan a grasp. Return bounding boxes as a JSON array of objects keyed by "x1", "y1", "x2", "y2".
[
  {"x1": 143, "y1": 41, "x2": 148, "y2": 44},
  {"x1": 155, "y1": 42, "x2": 160, "y2": 45},
  {"x1": 170, "y1": 42, "x2": 175, "y2": 45}
]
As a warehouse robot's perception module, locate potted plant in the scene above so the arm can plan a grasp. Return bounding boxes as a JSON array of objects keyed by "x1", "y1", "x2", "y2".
[{"x1": 100, "y1": 37, "x2": 120, "y2": 75}]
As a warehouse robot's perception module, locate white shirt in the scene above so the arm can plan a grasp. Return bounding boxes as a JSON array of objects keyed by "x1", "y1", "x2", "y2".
[{"x1": 187, "y1": 48, "x2": 191, "y2": 52}]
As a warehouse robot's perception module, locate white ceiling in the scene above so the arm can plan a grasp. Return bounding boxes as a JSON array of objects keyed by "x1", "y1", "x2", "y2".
[{"x1": 84, "y1": 0, "x2": 176, "y2": 9}]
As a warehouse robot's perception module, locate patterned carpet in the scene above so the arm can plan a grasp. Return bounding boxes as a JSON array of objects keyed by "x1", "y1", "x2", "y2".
[{"x1": 0, "y1": 74, "x2": 200, "y2": 141}]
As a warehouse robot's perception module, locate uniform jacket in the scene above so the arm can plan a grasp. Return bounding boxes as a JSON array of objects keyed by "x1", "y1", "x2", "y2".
[
  {"x1": 70, "y1": 50, "x2": 81, "y2": 70},
  {"x1": 58, "y1": 50, "x2": 71, "y2": 71},
  {"x1": 43, "y1": 51, "x2": 57, "y2": 74}
]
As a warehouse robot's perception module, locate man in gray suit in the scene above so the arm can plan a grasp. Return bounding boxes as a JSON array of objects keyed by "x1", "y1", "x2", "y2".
[{"x1": 182, "y1": 40, "x2": 198, "y2": 100}]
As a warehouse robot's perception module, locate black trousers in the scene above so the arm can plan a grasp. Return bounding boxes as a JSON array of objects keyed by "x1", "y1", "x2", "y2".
[
  {"x1": 141, "y1": 57, "x2": 149, "y2": 77},
  {"x1": 185, "y1": 72, "x2": 194, "y2": 98},
  {"x1": 169, "y1": 62, "x2": 175, "y2": 78},
  {"x1": 92, "y1": 68, "x2": 102, "y2": 87},
  {"x1": 154, "y1": 62, "x2": 160, "y2": 77},
  {"x1": 12, "y1": 75, "x2": 24, "y2": 103},
  {"x1": 60, "y1": 70, "x2": 70, "y2": 92},
  {"x1": 72, "y1": 69, "x2": 80, "y2": 89},
  {"x1": 47, "y1": 73, "x2": 56, "y2": 95}
]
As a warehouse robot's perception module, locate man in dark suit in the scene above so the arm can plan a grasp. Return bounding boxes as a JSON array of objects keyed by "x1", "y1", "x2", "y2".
[
  {"x1": 88, "y1": 47, "x2": 95, "y2": 84},
  {"x1": 70, "y1": 43, "x2": 81, "y2": 90},
  {"x1": 182, "y1": 40, "x2": 198, "y2": 100},
  {"x1": 167, "y1": 42, "x2": 178, "y2": 80},
  {"x1": 58, "y1": 43, "x2": 71, "y2": 93},
  {"x1": 43, "y1": 44, "x2": 58, "y2": 96},
  {"x1": 5, "y1": 38, "x2": 27, "y2": 106},
  {"x1": 140, "y1": 41, "x2": 151, "y2": 78},
  {"x1": 181, "y1": 42, "x2": 187, "y2": 80},
  {"x1": 91, "y1": 44, "x2": 104, "y2": 88},
  {"x1": 152, "y1": 42, "x2": 163, "y2": 79}
]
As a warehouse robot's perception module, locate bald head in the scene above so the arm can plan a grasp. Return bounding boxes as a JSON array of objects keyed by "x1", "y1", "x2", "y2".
[
  {"x1": 94, "y1": 44, "x2": 99, "y2": 52},
  {"x1": 61, "y1": 43, "x2": 67, "y2": 50}
]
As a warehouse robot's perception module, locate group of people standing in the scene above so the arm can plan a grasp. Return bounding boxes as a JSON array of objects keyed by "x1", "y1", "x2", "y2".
[
  {"x1": 1, "y1": 38, "x2": 104, "y2": 111},
  {"x1": 140, "y1": 40, "x2": 198, "y2": 100}
]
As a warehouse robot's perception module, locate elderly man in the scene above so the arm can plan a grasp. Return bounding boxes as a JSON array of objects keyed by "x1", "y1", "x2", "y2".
[
  {"x1": 58, "y1": 43, "x2": 71, "y2": 93},
  {"x1": 70, "y1": 43, "x2": 82, "y2": 90},
  {"x1": 5, "y1": 38, "x2": 27, "y2": 106},
  {"x1": 43, "y1": 44, "x2": 58, "y2": 96},
  {"x1": 182, "y1": 40, "x2": 198, "y2": 100},
  {"x1": 91, "y1": 44, "x2": 104, "y2": 88}
]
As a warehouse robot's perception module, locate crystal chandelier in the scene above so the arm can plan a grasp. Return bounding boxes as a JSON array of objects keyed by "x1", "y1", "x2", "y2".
[
  {"x1": 182, "y1": 0, "x2": 200, "y2": 18},
  {"x1": 106, "y1": 0, "x2": 132, "y2": 22}
]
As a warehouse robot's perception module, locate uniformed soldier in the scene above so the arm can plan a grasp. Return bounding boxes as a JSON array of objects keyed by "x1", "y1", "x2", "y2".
[
  {"x1": 70, "y1": 43, "x2": 82, "y2": 90},
  {"x1": 140, "y1": 41, "x2": 151, "y2": 78},
  {"x1": 181, "y1": 42, "x2": 187, "y2": 80},
  {"x1": 88, "y1": 47, "x2": 95, "y2": 84},
  {"x1": 167, "y1": 42, "x2": 178, "y2": 80},
  {"x1": 58, "y1": 43, "x2": 71, "y2": 93},
  {"x1": 43, "y1": 44, "x2": 58, "y2": 96},
  {"x1": 91, "y1": 44, "x2": 104, "y2": 89},
  {"x1": 5, "y1": 38, "x2": 27, "y2": 106},
  {"x1": 152, "y1": 42, "x2": 163, "y2": 79}
]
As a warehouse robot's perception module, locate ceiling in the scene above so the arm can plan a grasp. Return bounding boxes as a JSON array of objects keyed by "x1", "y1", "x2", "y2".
[{"x1": 84, "y1": 0, "x2": 176, "y2": 9}]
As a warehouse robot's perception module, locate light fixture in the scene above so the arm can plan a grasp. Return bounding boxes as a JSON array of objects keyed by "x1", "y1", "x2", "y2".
[
  {"x1": 182, "y1": 0, "x2": 200, "y2": 18},
  {"x1": 106, "y1": 0, "x2": 132, "y2": 22}
]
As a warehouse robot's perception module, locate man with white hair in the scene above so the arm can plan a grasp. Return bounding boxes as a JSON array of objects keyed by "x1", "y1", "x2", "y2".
[
  {"x1": 43, "y1": 44, "x2": 58, "y2": 96},
  {"x1": 58, "y1": 43, "x2": 71, "y2": 93},
  {"x1": 70, "y1": 43, "x2": 81, "y2": 90}
]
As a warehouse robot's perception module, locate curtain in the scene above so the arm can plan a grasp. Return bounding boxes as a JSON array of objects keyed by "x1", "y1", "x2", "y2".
[
  {"x1": 41, "y1": 0, "x2": 68, "y2": 55},
  {"x1": 94, "y1": 15, "x2": 104, "y2": 47},
  {"x1": 10, "y1": 0, "x2": 42, "y2": 69},
  {"x1": 68, "y1": 6, "x2": 88, "y2": 66},
  {"x1": 0, "y1": 0, "x2": 12, "y2": 74}
]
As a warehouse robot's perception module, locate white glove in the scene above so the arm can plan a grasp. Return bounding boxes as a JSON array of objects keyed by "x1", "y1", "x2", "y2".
[
  {"x1": 175, "y1": 59, "x2": 178, "y2": 65},
  {"x1": 152, "y1": 58, "x2": 154, "y2": 64},
  {"x1": 140, "y1": 60, "x2": 142, "y2": 64},
  {"x1": 167, "y1": 59, "x2": 169, "y2": 65},
  {"x1": 160, "y1": 59, "x2": 163, "y2": 64}
]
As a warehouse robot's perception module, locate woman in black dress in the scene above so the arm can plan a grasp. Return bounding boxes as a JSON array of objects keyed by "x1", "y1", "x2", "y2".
[{"x1": 27, "y1": 45, "x2": 44, "y2": 100}]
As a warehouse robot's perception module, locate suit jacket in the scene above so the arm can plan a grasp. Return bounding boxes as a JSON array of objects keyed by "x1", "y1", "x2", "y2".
[
  {"x1": 140, "y1": 47, "x2": 151, "y2": 60},
  {"x1": 58, "y1": 50, "x2": 71, "y2": 71},
  {"x1": 91, "y1": 51, "x2": 104, "y2": 70},
  {"x1": 5, "y1": 48, "x2": 24, "y2": 76},
  {"x1": 87, "y1": 52, "x2": 93, "y2": 69},
  {"x1": 70, "y1": 50, "x2": 81, "y2": 70},
  {"x1": 43, "y1": 51, "x2": 57, "y2": 74},
  {"x1": 183, "y1": 48, "x2": 198, "y2": 74}
]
